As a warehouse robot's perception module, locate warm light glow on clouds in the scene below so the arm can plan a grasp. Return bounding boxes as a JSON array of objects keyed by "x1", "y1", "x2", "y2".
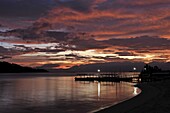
[{"x1": 0, "y1": 0, "x2": 170, "y2": 69}]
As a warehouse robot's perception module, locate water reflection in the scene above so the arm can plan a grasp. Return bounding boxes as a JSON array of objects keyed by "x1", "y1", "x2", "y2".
[
  {"x1": 98, "y1": 82, "x2": 100, "y2": 99},
  {"x1": 0, "y1": 76, "x2": 140, "y2": 113},
  {"x1": 133, "y1": 87, "x2": 140, "y2": 95}
]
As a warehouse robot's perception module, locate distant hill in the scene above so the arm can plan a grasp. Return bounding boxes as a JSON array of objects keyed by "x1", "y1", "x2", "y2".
[
  {"x1": 0, "y1": 61, "x2": 48, "y2": 73},
  {"x1": 49, "y1": 61, "x2": 170, "y2": 73}
]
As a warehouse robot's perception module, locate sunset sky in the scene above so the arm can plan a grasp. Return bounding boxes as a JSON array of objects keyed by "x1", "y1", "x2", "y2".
[{"x1": 0, "y1": 0, "x2": 170, "y2": 70}]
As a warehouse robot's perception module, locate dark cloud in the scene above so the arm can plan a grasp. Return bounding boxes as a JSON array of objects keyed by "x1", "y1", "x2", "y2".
[
  {"x1": 70, "y1": 38, "x2": 109, "y2": 50},
  {"x1": 115, "y1": 51, "x2": 135, "y2": 56},
  {"x1": 0, "y1": 28, "x2": 108, "y2": 50},
  {"x1": 0, "y1": 0, "x2": 55, "y2": 18},
  {"x1": 0, "y1": 55, "x2": 11, "y2": 60},
  {"x1": 46, "y1": 31, "x2": 70, "y2": 41},
  {"x1": 64, "y1": 53, "x2": 89, "y2": 60},
  {"x1": 104, "y1": 36, "x2": 170, "y2": 50},
  {"x1": 0, "y1": 46, "x2": 9, "y2": 53},
  {"x1": 163, "y1": 16, "x2": 170, "y2": 20},
  {"x1": 0, "y1": 46, "x2": 17, "y2": 55},
  {"x1": 38, "y1": 63, "x2": 60, "y2": 69},
  {"x1": 0, "y1": 28, "x2": 67, "y2": 43},
  {"x1": 0, "y1": 46, "x2": 21, "y2": 60},
  {"x1": 13, "y1": 44, "x2": 66, "y2": 53},
  {"x1": 55, "y1": 0, "x2": 105, "y2": 13}
]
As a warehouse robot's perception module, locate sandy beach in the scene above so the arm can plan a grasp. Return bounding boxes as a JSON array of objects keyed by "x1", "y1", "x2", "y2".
[{"x1": 96, "y1": 80, "x2": 170, "y2": 113}]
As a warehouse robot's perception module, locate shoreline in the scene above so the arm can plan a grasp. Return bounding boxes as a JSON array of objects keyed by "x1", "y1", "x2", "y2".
[
  {"x1": 0, "y1": 73, "x2": 76, "y2": 78},
  {"x1": 95, "y1": 80, "x2": 167, "y2": 113},
  {"x1": 89, "y1": 89, "x2": 141, "y2": 113}
]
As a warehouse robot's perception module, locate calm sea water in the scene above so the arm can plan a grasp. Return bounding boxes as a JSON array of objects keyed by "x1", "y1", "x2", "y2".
[{"x1": 0, "y1": 73, "x2": 140, "y2": 113}]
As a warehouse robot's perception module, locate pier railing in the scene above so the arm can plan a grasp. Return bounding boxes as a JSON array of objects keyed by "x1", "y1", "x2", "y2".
[{"x1": 75, "y1": 72, "x2": 140, "y2": 82}]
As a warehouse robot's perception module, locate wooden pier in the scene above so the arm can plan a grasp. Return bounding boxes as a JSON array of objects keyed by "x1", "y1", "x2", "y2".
[{"x1": 75, "y1": 72, "x2": 140, "y2": 83}]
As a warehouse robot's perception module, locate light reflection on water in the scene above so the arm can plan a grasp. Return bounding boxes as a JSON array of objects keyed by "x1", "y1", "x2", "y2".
[
  {"x1": 98, "y1": 82, "x2": 101, "y2": 99},
  {"x1": 0, "y1": 76, "x2": 140, "y2": 113},
  {"x1": 133, "y1": 87, "x2": 139, "y2": 95}
]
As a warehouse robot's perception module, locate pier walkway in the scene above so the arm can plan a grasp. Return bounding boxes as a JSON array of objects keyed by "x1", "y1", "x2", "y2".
[{"x1": 75, "y1": 72, "x2": 140, "y2": 83}]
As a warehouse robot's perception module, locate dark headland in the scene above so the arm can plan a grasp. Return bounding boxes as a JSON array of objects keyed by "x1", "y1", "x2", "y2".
[{"x1": 0, "y1": 61, "x2": 48, "y2": 73}]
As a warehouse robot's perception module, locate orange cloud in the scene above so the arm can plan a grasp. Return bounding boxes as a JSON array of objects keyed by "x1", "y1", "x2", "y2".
[{"x1": 1, "y1": 0, "x2": 170, "y2": 69}]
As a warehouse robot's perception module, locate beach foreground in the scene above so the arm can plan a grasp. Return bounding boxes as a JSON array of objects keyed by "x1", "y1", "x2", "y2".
[{"x1": 96, "y1": 80, "x2": 170, "y2": 113}]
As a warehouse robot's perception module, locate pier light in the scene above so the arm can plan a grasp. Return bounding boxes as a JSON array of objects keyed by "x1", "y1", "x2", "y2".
[
  {"x1": 97, "y1": 69, "x2": 101, "y2": 73},
  {"x1": 133, "y1": 87, "x2": 138, "y2": 95},
  {"x1": 98, "y1": 82, "x2": 101, "y2": 98},
  {"x1": 133, "y1": 67, "x2": 136, "y2": 71},
  {"x1": 133, "y1": 67, "x2": 137, "y2": 77}
]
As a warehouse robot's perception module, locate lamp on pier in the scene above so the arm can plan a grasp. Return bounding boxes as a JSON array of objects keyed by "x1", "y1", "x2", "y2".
[{"x1": 97, "y1": 69, "x2": 101, "y2": 73}]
